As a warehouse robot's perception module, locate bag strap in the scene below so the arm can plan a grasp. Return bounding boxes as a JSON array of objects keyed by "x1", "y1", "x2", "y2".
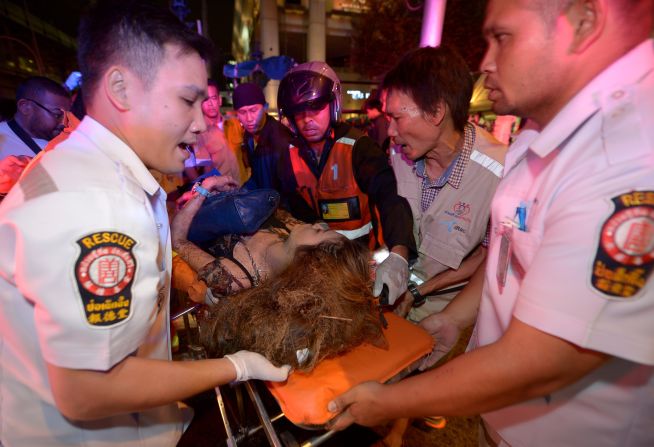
[
  {"x1": 7, "y1": 119, "x2": 42, "y2": 155},
  {"x1": 225, "y1": 255, "x2": 255, "y2": 286}
]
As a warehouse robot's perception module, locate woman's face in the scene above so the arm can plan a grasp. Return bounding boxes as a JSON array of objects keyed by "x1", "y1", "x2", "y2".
[{"x1": 288, "y1": 223, "x2": 344, "y2": 248}]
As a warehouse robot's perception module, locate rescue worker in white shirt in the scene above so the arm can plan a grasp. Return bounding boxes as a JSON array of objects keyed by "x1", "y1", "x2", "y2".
[
  {"x1": 276, "y1": 62, "x2": 416, "y2": 305},
  {"x1": 385, "y1": 46, "x2": 506, "y2": 323},
  {"x1": 327, "y1": 1, "x2": 654, "y2": 446},
  {"x1": 0, "y1": 2, "x2": 289, "y2": 446},
  {"x1": 0, "y1": 76, "x2": 70, "y2": 197}
]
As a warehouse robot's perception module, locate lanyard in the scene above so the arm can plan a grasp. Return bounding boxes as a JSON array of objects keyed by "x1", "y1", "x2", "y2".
[
  {"x1": 7, "y1": 119, "x2": 42, "y2": 155},
  {"x1": 496, "y1": 202, "x2": 529, "y2": 293}
]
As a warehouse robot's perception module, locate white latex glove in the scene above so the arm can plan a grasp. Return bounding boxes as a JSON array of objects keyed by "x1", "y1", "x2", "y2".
[
  {"x1": 225, "y1": 350, "x2": 291, "y2": 382},
  {"x1": 418, "y1": 312, "x2": 461, "y2": 370},
  {"x1": 373, "y1": 252, "x2": 409, "y2": 306}
]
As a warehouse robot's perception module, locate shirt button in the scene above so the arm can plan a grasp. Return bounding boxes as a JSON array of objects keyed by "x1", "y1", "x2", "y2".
[
  {"x1": 611, "y1": 90, "x2": 624, "y2": 100},
  {"x1": 156, "y1": 223, "x2": 162, "y2": 229},
  {"x1": 611, "y1": 107, "x2": 626, "y2": 118}
]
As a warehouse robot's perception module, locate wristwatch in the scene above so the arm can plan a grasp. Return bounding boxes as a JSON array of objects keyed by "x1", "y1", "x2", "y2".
[
  {"x1": 407, "y1": 282, "x2": 426, "y2": 308},
  {"x1": 192, "y1": 182, "x2": 211, "y2": 197}
]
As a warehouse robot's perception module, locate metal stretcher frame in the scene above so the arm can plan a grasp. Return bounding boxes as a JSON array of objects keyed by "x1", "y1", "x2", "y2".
[{"x1": 216, "y1": 312, "x2": 434, "y2": 447}]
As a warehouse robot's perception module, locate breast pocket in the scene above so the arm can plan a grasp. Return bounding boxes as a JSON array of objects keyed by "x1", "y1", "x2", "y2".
[
  {"x1": 421, "y1": 228, "x2": 468, "y2": 271},
  {"x1": 510, "y1": 229, "x2": 542, "y2": 280}
]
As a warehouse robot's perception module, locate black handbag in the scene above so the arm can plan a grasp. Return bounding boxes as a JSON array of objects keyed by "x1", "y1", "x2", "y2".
[{"x1": 188, "y1": 188, "x2": 280, "y2": 247}]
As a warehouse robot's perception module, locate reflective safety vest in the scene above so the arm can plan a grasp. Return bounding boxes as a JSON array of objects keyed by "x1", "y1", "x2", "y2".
[{"x1": 289, "y1": 135, "x2": 372, "y2": 239}]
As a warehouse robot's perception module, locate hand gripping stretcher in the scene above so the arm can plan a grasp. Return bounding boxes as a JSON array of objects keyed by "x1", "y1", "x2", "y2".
[{"x1": 215, "y1": 312, "x2": 434, "y2": 447}]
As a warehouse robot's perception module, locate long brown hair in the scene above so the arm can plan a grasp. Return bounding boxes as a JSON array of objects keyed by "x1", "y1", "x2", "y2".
[{"x1": 199, "y1": 238, "x2": 387, "y2": 371}]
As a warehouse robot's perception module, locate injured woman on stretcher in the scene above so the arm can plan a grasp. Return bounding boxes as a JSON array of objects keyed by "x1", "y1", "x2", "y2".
[{"x1": 170, "y1": 176, "x2": 388, "y2": 373}]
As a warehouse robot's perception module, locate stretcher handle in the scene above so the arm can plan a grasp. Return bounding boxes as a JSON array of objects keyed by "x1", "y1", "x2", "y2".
[
  {"x1": 377, "y1": 284, "x2": 390, "y2": 329},
  {"x1": 171, "y1": 303, "x2": 201, "y2": 321},
  {"x1": 379, "y1": 284, "x2": 390, "y2": 306}
]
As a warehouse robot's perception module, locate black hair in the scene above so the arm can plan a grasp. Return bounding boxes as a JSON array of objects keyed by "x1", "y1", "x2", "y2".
[
  {"x1": 16, "y1": 76, "x2": 69, "y2": 102},
  {"x1": 364, "y1": 98, "x2": 383, "y2": 112},
  {"x1": 382, "y1": 46, "x2": 472, "y2": 132},
  {"x1": 207, "y1": 79, "x2": 219, "y2": 90},
  {"x1": 529, "y1": 0, "x2": 644, "y2": 30},
  {"x1": 70, "y1": 93, "x2": 86, "y2": 121},
  {"x1": 78, "y1": 0, "x2": 214, "y2": 104}
]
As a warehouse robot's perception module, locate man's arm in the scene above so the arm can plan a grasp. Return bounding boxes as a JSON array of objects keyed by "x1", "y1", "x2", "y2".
[
  {"x1": 432, "y1": 261, "x2": 486, "y2": 330},
  {"x1": 352, "y1": 134, "x2": 416, "y2": 303},
  {"x1": 419, "y1": 245, "x2": 486, "y2": 296},
  {"x1": 351, "y1": 135, "x2": 415, "y2": 253},
  {"x1": 416, "y1": 262, "x2": 486, "y2": 368},
  {"x1": 171, "y1": 177, "x2": 238, "y2": 271},
  {"x1": 328, "y1": 317, "x2": 609, "y2": 429},
  {"x1": 48, "y1": 349, "x2": 290, "y2": 421},
  {"x1": 47, "y1": 356, "x2": 235, "y2": 421},
  {"x1": 396, "y1": 245, "x2": 487, "y2": 316},
  {"x1": 0, "y1": 155, "x2": 32, "y2": 195},
  {"x1": 266, "y1": 121, "x2": 293, "y2": 193}
]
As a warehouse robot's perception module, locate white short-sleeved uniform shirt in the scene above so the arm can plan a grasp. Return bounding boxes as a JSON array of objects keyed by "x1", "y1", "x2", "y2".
[
  {"x1": 0, "y1": 117, "x2": 183, "y2": 446},
  {"x1": 473, "y1": 40, "x2": 654, "y2": 446},
  {"x1": 0, "y1": 120, "x2": 48, "y2": 158}
]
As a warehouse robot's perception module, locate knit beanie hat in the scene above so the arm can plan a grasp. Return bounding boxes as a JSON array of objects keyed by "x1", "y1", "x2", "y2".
[{"x1": 232, "y1": 83, "x2": 266, "y2": 110}]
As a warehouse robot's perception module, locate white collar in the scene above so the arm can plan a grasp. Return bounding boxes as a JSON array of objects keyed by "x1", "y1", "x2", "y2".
[
  {"x1": 75, "y1": 116, "x2": 162, "y2": 197},
  {"x1": 530, "y1": 39, "x2": 653, "y2": 159}
]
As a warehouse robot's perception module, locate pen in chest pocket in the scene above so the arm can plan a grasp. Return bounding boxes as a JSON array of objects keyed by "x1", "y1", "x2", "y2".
[
  {"x1": 515, "y1": 201, "x2": 528, "y2": 232},
  {"x1": 496, "y1": 201, "x2": 529, "y2": 293}
]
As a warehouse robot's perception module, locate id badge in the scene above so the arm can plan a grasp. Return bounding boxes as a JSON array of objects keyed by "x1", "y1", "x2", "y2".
[
  {"x1": 496, "y1": 225, "x2": 512, "y2": 294},
  {"x1": 318, "y1": 196, "x2": 361, "y2": 221}
]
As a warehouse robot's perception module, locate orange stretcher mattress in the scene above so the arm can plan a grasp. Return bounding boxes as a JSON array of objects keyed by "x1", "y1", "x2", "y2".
[{"x1": 266, "y1": 312, "x2": 434, "y2": 427}]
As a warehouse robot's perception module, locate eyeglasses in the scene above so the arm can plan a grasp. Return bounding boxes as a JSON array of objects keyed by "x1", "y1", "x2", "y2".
[{"x1": 25, "y1": 98, "x2": 69, "y2": 127}]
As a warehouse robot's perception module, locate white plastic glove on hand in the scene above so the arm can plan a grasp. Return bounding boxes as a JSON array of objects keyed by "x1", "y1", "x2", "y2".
[
  {"x1": 225, "y1": 350, "x2": 291, "y2": 382},
  {"x1": 373, "y1": 252, "x2": 409, "y2": 306}
]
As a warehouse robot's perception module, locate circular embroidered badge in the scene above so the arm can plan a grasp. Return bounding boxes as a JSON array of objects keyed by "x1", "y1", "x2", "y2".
[
  {"x1": 600, "y1": 206, "x2": 654, "y2": 266},
  {"x1": 77, "y1": 246, "x2": 136, "y2": 296},
  {"x1": 75, "y1": 232, "x2": 138, "y2": 327}
]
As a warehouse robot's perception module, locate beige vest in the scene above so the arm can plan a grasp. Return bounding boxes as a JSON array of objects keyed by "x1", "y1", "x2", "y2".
[{"x1": 392, "y1": 125, "x2": 505, "y2": 282}]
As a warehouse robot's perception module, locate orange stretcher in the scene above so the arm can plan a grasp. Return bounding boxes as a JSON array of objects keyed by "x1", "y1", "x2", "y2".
[
  {"x1": 225, "y1": 312, "x2": 434, "y2": 446},
  {"x1": 170, "y1": 258, "x2": 434, "y2": 445}
]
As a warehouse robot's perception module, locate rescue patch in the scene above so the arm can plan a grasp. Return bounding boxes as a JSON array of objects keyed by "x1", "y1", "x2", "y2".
[
  {"x1": 591, "y1": 191, "x2": 654, "y2": 298},
  {"x1": 75, "y1": 232, "x2": 137, "y2": 326}
]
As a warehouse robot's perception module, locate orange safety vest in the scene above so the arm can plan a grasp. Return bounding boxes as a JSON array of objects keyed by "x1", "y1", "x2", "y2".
[{"x1": 289, "y1": 134, "x2": 373, "y2": 239}]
